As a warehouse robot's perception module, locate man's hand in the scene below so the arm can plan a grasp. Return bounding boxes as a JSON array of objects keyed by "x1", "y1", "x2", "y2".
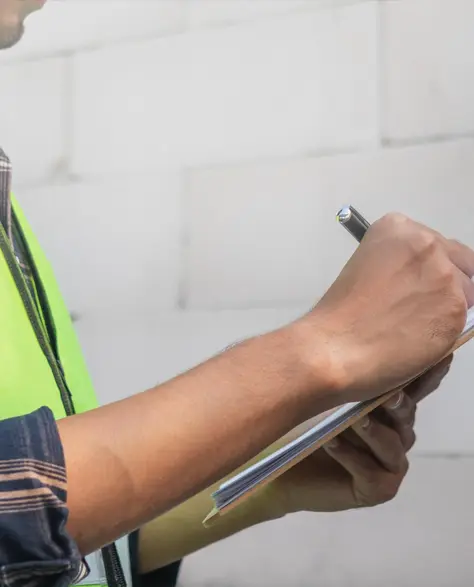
[
  {"x1": 299, "y1": 214, "x2": 474, "y2": 406},
  {"x1": 269, "y1": 357, "x2": 452, "y2": 516}
]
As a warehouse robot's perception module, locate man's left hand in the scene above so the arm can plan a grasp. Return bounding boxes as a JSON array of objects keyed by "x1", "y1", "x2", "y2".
[{"x1": 266, "y1": 356, "x2": 452, "y2": 516}]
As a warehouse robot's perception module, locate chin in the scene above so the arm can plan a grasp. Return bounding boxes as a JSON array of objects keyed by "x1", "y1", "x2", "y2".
[{"x1": 0, "y1": 22, "x2": 24, "y2": 50}]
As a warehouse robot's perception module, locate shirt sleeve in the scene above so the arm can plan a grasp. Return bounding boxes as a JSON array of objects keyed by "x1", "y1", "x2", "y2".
[{"x1": 0, "y1": 407, "x2": 88, "y2": 587}]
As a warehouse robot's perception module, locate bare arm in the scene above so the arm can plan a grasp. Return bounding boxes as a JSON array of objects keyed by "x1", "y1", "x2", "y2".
[
  {"x1": 60, "y1": 325, "x2": 334, "y2": 555},
  {"x1": 58, "y1": 215, "x2": 474, "y2": 557}
]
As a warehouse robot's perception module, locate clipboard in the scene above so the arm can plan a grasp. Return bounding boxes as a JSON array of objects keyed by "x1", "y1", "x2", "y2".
[{"x1": 205, "y1": 307, "x2": 474, "y2": 526}]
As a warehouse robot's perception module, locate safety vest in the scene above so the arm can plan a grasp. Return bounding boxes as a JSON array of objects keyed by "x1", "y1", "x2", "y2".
[{"x1": 0, "y1": 196, "x2": 128, "y2": 587}]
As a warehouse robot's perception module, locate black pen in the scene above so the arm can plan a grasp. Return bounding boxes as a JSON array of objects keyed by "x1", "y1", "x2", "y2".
[{"x1": 336, "y1": 205, "x2": 370, "y2": 242}]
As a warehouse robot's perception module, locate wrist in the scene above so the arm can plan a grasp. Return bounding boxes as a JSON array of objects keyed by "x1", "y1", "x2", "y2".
[{"x1": 285, "y1": 313, "x2": 351, "y2": 412}]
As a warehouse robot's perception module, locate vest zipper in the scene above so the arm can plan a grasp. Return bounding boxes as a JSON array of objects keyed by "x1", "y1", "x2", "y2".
[{"x1": 0, "y1": 224, "x2": 127, "y2": 587}]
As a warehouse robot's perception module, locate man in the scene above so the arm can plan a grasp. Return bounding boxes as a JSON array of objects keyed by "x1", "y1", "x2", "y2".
[{"x1": 0, "y1": 2, "x2": 472, "y2": 587}]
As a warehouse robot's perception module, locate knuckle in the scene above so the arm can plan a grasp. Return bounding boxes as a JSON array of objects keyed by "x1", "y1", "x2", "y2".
[
  {"x1": 453, "y1": 289, "x2": 467, "y2": 314},
  {"x1": 373, "y1": 476, "x2": 400, "y2": 504},
  {"x1": 437, "y1": 261, "x2": 456, "y2": 286},
  {"x1": 400, "y1": 455, "x2": 410, "y2": 476},
  {"x1": 455, "y1": 292, "x2": 467, "y2": 316},
  {"x1": 431, "y1": 269, "x2": 467, "y2": 332},
  {"x1": 396, "y1": 395, "x2": 416, "y2": 422},
  {"x1": 409, "y1": 229, "x2": 438, "y2": 257},
  {"x1": 381, "y1": 485, "x2": 399, "y2": 504},
  {"x1": 365, "y1": 460, "x2": 410, "y2": 506},
  {"x1": 360, "y1": 470, "x2": 378, "y2": 489},
  {"x1": 442, "y1": 290, "x2": 468, "y2": 329},
  {"x1": 383, "y1": 446, "x2": 404, "y2": 470},
  {"x1": 406, "y1": 430, "x2": 416, "y2": 451},
  {"x1": 383, "y1": 212, "x2": 410, "y2": 226},
  {"x1": 464, "y1": 278, "x2": 474, "y2": 308},
  {"x1": 406, "y1": 402, "x2": 417, "y2": 425},
  {"x1": 375, "y1": 212, "x2": 410, "y2": 234},
  {"x1": 399, "y1": 414, "x2": 415, "y2": 434},
  {"x1": 439, "y1": 291, "x2": 468, "y2": 335}
]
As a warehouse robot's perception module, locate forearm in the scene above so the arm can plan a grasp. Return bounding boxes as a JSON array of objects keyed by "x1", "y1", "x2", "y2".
[{"x1": 59, "y1": 323, "x2": 336, "y2": 555}]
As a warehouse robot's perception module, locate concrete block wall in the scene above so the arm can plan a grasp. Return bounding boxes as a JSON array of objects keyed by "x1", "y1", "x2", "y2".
[{"x1": 1, "y1": 1, "x2": 474, "y2": 585}]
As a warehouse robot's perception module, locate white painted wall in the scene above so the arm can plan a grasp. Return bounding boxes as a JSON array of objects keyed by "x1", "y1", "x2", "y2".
[{"x1": 1, "y1": 1, "x2": 474, "y2": 585}]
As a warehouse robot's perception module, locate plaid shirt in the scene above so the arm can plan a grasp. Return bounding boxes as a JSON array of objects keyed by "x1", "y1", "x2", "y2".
[
  {"x1": 0, "y1": 148, "x2": 87, "y2": 586},
  {"x1": 0, "y1": 408, "x2": 87, "y2": 587}
]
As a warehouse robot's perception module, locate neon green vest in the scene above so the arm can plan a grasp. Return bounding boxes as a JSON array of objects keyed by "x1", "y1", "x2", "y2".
[{"x1": 0, "y1": 197, "x2": 126, "y2": 587}]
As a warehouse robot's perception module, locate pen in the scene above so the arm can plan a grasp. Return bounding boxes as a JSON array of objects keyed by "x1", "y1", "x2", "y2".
[{"x1": 336, "y1": 205, "x2": 370, "y2": 242}]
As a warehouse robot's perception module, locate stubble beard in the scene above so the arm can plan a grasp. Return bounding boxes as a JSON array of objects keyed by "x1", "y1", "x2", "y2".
[{"x1": 0, "y1": 20, "x2": 23, "y2": 49}]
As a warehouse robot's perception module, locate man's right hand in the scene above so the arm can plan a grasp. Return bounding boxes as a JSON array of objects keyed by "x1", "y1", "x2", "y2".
[
  {"x1": 61, "y1": 211, "x2": 474, "y2": 556},
  {"x1": 300, "y1": 213, "x2": 474, "y2": 404}
]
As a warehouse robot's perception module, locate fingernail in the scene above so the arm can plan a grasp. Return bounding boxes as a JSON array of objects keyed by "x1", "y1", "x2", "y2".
[
  {"x1": 387, "y1": 391, "x2": 404, "y2": 410},
  {"x1": 358, "y1": 417, "x2": 371, "y2": 430},
  {"x1": 326, "y1": 438, "x2": 339, "y2": 449}
]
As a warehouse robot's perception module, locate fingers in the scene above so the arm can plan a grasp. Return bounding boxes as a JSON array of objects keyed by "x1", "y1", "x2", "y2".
[
  {"x1": 342, "y1": 358, "x2": 451, "y2": 473},
  {"x1": 380, "y1": 392, "x2": 416, "y2": 451},
  {"x1": 324, "y1": 393, "x2": 414, "y2": 507},
  {"x1": 324, "y1": 435, "x2": 383, "y2": 479},
  {"x1": 404, "y1": 355, "x2": 453, "y2": 404},
  {"x1": 407, "y1": 224, "x2": 474, "y2": 279},
  {"x1": 446, "y1": 239, "x2": 474, "y2": 279},
  {"x1": 414, "y1": 233, "x2": 474, "y2": 307},
  {"x1": 350, "y1": 413, "x2": 410, "y2": 473},
  {"x1": 322, "y1": 350, "x2": 454, "y2": 509},
  {"x1": 345, "y1": 355, "x2": 451, "y2": 464},
  {"x1": 324, "y1": 434, "x2": 407, "y2": 506},
  {"x1": 384, "y1": 391, "x2": 415, "y2": 424},
  {"x1": 444, "y1": 239, "x2": 474, "y2": 307},
  {"x1": 460, "y1": 272, "x2": 474, "y2": 308},
  {"x1": 376, "y1": 355, "x2": 451, "y2": 436}
]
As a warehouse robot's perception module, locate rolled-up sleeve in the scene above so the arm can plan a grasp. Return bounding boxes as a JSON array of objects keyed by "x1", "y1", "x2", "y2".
[{"x1": 0, "y1": 407, "x2": 87, "y2": 587}]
